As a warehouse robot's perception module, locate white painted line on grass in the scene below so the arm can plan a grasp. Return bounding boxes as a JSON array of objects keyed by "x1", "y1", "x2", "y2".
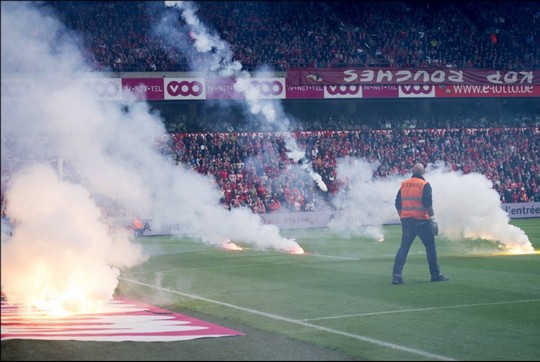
[
  {"x1": 299, "y1": 253, "x2": 359, "y2": 260},
  {"x1": 120, "y1": 277, "x2": 456, "y2": 361},
  {"x1": 125, "y1": 260, "x2": 322, "y2": 275},
  {"x1": 304, "y1": 252, "x2": 411, "y2": 260},
  {"x1": 124, "y1": 254, "x2": 362, "y2": 276},
  {"x1": 302, "y1": 298, "x2": 540, "y2": 321}
]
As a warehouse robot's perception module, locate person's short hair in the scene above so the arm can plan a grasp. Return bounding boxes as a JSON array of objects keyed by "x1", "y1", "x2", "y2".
[{"x1": 412, "y1": 163, "x2": 425, "y2": 175}]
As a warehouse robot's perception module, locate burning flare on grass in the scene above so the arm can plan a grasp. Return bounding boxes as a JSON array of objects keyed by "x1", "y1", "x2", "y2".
[
  {"x1": 223, "y1": 239, "x2": 243, "y2": 251},
  {"x1": 1, "y1": 165, "x2": 147, "y2": 317},
  {"x1": 1, "y1": 1, "x2": 307, "y2": 318},
  {"x1": 287, "y1": 244, "x2": 305, "y2": 255},
  {"x1": 330, "y1": 159, "x2": 535, "y2": 254}
]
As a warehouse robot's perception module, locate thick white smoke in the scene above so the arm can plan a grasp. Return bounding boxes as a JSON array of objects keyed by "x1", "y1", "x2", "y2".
[
  {"x1": 428, "y1": 165, "x2": 533, "y2": 253},
  {"x1": 158, "y1": 1, "x2": 327, "y2": 192},
  {"x1": 329, "y1": 157, "x2": 401, "y2": 240},
  {"x1": 330, "y1": 159, "x2": 534, "y2": 253},
  {"x1": 0, "y1": 2, "x2": 155, "y2": 313},
  {"x1": 2, "y1": 165, "x2": 146, "y2": 314},
  {"x1": 0, "y1": 1, "x2": 303, "y2": 314}
]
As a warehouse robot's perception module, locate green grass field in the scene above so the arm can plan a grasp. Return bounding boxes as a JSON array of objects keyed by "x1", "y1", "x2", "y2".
[{"x1": 2, "y1": 219, "x2": 539, "y2": 361}]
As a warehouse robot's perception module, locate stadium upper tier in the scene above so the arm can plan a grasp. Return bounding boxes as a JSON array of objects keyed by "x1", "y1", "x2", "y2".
[{"x1": 35, "y1": 1, "x2": 540, "y2": 73}]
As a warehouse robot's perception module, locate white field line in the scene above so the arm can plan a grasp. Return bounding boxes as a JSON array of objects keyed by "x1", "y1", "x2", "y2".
[
  {"x1": 302, "y1": 299, "x2": 540, "y2": 321},
  {"x1": 140, "y1": 239, "x2": 423, "y2": 260},
  {"x1": 124, "y1": 257, "x2": 374, "y2": 275},
  {"x1": 125, "y1": 251, "x2": 410, "y2": 275},
  {"x1": 120, "y1": 277, "x2": 456, "y2": 361}
]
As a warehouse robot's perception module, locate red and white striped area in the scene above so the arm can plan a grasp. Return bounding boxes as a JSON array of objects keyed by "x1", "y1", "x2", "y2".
[{"x1": 1, "y1": 297, "x2": 244, "y2": 342}]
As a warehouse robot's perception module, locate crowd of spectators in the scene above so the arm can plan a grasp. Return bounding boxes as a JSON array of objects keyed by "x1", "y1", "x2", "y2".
[
  {"x1": 43, "y1": 1, "x2": 539, "y2": 72},
  {"x1": 2, "y1": 118, "x2": 538, "y2": 216},
  {"x1": 3, "y1": 1, "x2": 539, "y2": 217},
  {"x1": 164, "y1": 124, "x2": 539, "y2": 213}
]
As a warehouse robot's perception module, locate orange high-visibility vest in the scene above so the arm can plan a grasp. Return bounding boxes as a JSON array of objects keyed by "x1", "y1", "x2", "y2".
[
  {"x1": 399, "y1": 178, "x2": 429, "y2": 219},
  {"x1": 133, "y1": 218, "x2": 143, "y2": 229}
]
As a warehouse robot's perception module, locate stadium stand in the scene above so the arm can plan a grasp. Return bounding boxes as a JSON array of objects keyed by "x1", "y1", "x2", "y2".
[
  {"x1": 6, "y1": 1, "x2": 535, "y2": 215},
  {"x1": 46, "y1": 1, "x2": 540, "y2": 71},
  {"x1": 167, "y1": 126, "x2": 539, "y2": 212}
]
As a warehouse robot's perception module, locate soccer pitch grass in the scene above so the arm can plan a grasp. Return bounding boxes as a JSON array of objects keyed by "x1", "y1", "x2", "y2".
[{"x1": 2, "y1": 219, "x2": 539, "y2": 361}]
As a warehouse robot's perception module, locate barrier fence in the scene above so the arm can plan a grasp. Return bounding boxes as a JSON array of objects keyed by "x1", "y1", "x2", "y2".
[{"x1": 115, "y1": 201, "x2": 539, "y2": 236}]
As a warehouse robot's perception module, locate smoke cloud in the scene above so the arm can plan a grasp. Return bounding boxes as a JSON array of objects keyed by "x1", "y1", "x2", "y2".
[
  {"x1": 2, "y1": 165, "x2": 146, "y2": 314},
  {"x1": 428, "y1": 164, "x2": 533, "y2": 253},
  {"x1": 2, "y1": 1, "x2": 533, "y2": 316},
  {"x1": 329, "y1": 157, "x2": 400, "y2": 241},
  {"x1": 0, "y1": 1, "x2": 301, "y2": 314},
  {"x1": 157, "y1": 1, "x2": 327, "y2": 191},
  {"x1": 330, "y1": 159, "x2": 534, "y2": 253}
]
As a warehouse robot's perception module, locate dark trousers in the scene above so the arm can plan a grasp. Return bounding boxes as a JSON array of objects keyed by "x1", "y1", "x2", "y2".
[{"x1": 392, "y1": 218, "x2": 440, "y2": 278}]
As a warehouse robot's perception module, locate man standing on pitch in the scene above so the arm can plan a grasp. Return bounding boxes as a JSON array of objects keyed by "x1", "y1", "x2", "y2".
[{"x1": 392, "y1": 163, "x2": 449, "y2": 285}]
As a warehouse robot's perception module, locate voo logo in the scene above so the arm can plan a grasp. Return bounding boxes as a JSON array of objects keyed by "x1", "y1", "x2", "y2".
[
  {"x1": 250, "y1": 80, "x2": 284, "y2": 96},
  {"x1": 168, "y1": 80, "x2": 204, "y2": 96},
  {"x1": 90, "y1": 80, "x2": 120, "y2": 98},
  {"x1": 324, "y1": 84, "x2": 362, "y2": 98},
  {"x1": 399, "y1": 85, "x2": 435, "y2": 97}
]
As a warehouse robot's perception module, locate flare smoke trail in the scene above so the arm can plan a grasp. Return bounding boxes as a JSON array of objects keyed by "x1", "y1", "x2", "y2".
[
  {"x1": 330, "y1": 159, "x2": 534, "y2": 253},
  {"x1": 158, "y1": 1, "x2": 327, "y2": 192},
  {"x1": 156, "y1": 1, "x2": 532, "y2": 254},
  {"x1": 0, "y1": 2, "x2": 154, "y2": 312},
  {"x1": 0, "y1": 1, "x2": 302, "y2": 314},
  {"x1": 329, "y1": 157, "x2": 400, "y2": 241},
  {"x1": 428, "y1": 165, "x2": 533, "y2": 253},
  {"x1": 2, "y1": 165, "x2": 146, "y2": 313}
]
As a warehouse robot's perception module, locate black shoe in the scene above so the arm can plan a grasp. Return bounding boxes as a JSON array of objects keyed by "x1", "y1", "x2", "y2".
[
  {"x1": 431, "y1": 274, "x2": 449, "y2": 282},
  {"x1": 392, "y1": 276, "x2": 403, "y2": 285}
]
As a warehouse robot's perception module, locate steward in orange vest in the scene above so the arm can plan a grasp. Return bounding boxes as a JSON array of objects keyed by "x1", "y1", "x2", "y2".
[
  {"x1": 392, "y1": 163, "x2": 448, "y2": 285},
  {"x1": 133, "y1": 217, "x2": 144, "y2": 237},
  {"x1": 396, "y1": 177, "x2": 430, "y2": 220}
]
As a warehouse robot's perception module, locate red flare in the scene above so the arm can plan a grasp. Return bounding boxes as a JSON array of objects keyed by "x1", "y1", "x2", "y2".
[
  {"x1": 288, "y1": 245, "x2": 305, "y2": 255},
  {"x1": 223, "y1": 241, "x2": 243, "y2": 251}
]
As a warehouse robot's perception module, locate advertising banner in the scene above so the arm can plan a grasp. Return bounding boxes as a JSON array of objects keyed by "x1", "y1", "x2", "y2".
[
  {"x1": 501, "y1": 202, "x2": 540, "y2": 219},
  {"x1": 286, "y1": 84, "x2": 324, "y2": 99},
  {"x1": 398, "y1": 84, "x2": 436, "y2": 98},
  {"x1": 121, "y1": 78, "x2": 164, "y2": 100},
  {"x1": 1, "y1": 77, "x2": 123, "y2": 101},
  {"x1": 287, "y1": 68, "x2": 540, "y2": 86},
  {"x1": 164, "y1": 78, "x2": 206, "y2": 100},
  {"x1": 435, "y1": 84, "x2": 540, "y2": 97},
  {"x1": 205, "y1": 77, "x2": 286, "y2": 100},
  {"x1": 205, "y1": 77, "x2": 239, "y2": 99},
  {"x1": 115, "y1": 201, "x2": 538, "y2": 235},
  {"x1": 82, "y1": 78, "x2": 123, "y2": 100},
  {"x1": 362, "y1": 84, "x2": 399, "y2": 98},
  {"x1": 3, "y1": 75, "x2": 540, "y2": 101},
  {"x1": 323, "y1": 84, "x2": 363, "y2": 98}
]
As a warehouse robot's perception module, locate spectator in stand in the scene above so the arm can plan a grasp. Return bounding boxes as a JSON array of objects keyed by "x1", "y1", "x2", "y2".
[
  {"x1": 44, "y1": 1, "x2": 539, "y2": 72},
  {"x1": 267, "y1": 197, "x2": 282, "y2": 213},
  {"x1": 166, "y1": 119, "x2": 538, "y2": 213}
]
